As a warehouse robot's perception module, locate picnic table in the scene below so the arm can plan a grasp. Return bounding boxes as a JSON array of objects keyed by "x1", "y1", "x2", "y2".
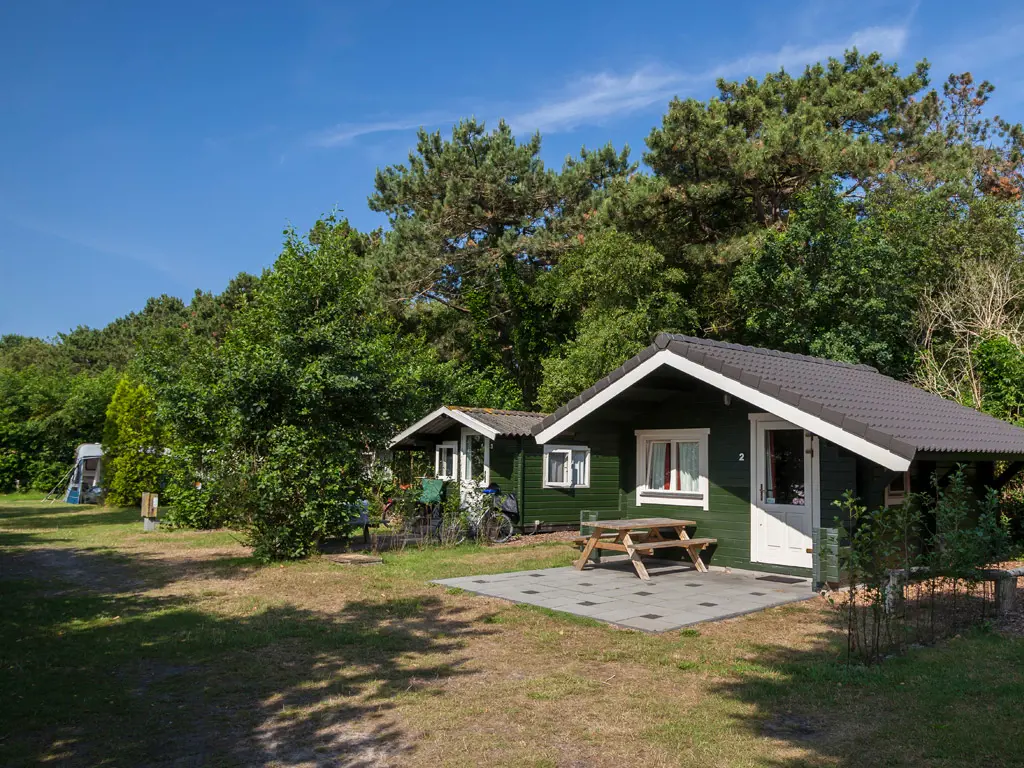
[{"x1": 574, "y1": 517, "x2": 716, "y2": 581}]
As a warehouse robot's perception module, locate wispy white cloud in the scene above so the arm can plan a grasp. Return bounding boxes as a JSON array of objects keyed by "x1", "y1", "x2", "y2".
[
  {"x1": 309, "y1": 115, "x2": 454, "y2": 147},
  {"x1": 310, "y1": 24, "x2": 910, "y2": 144},
  {"x1": 510, "y1": 25, "x2": 910, "y2": 133},
  {"x1": 705, "y1": 25, "x2": 909, "y2": 82},
  {"x1": 506, "y1": 68, "x2": 681, "y2": 135}
]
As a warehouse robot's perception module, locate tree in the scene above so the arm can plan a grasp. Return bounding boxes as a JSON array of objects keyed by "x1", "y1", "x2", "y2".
[
  {"x1": 732, "y1": 183, "x2": 935, "y2": 377},
  {"x1": 369, "y1": 119, "x2": 632, "y2": 406},
  {"x1": 213, "y1": 217, "x2": 438, "y2": 560},
  {"x1": 608, "y1": 52, "x2": 1024, "y2": 340},
  {"x1": 102, "y1": 377, "x2": 164, "y2": 506},
  {"x1": 537, "y1": 229, "x2": 697, "y2": 409},
  {"x1": 917, "y1": 255, "x2": 1024, "y2": 409},
  {"x1": 618, "y1": 51, "x2": 928, "y2": 244}
]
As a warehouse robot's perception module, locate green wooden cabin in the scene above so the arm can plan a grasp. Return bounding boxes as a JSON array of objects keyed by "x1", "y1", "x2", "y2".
[{"x1": 391, "y1": 335, "x2": 1024, "y2": 577}]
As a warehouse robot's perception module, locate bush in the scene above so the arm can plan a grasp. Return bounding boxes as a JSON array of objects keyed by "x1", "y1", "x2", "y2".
[
  {"x1": 161, "y1": 449, "x2": 225, "y2": 529},
  {"x1": 102, "y1": 377, "x2": 165, "y2": 506},
  {"x1": 835, "y1": 467, "x2": 1012, "y2": 663},
  {"x1": 237, "y1": 427, "x2": 362, "y2": 562}
]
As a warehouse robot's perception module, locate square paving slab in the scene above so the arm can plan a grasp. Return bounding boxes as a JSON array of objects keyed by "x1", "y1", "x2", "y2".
[{"x1": 434, "y1": 557, "x2": 814, "y2": 632}]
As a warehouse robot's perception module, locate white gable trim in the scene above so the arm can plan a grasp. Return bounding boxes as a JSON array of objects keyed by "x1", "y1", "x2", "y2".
[
  {"x1": 389, "y1": 407, "x2": 499, "y2": 448},
  {"x1": 534, "y1": 350, "x2": 913, "y2": 472}
]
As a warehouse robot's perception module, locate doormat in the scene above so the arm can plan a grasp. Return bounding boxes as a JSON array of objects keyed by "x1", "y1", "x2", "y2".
[{"x1": 756, "y1": 575, "x2": 806, "y2": 584}]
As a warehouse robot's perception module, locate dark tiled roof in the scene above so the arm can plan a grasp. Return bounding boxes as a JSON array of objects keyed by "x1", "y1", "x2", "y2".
[
  {"x1": 533, "y1": 334, "x2": 1024, "y2": 459},
  {"x1": 447, "y1": 406, "x2": 547, "y2": 436}
]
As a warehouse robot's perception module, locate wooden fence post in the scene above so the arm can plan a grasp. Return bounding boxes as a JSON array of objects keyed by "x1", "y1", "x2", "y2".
[{"x1": 141, "y1": 492, "x2": 159, "y2": 531}]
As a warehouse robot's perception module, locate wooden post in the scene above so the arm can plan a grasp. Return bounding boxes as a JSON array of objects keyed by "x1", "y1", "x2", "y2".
[
  {"x1": 981, "y1": 567, "x2": 1022, "y2": 617},
  {"x1": 994, "y1": 575, "x2": 1017, "y2": 616},
  {"x1": 141, "y1": 492, "x2": 159, "y2": 531},
  {"x1": 993, "y1": 570, "x2": 1022, "y2": 617}
]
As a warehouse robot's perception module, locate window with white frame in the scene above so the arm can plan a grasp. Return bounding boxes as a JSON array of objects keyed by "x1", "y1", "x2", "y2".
[
  {"x1": 461, "y1": 430, "x2": 490, "y2": 486},
  {"x1": 635, "y1": 428, "x2": 710, "y2": 508},
  {"x1": 543, "y1": 445, "x2": 590, "y2": 488},
  {"x1": 435, "y1": 441, "x2": 457, "y2": 480},
  {"x1": 884, "y1": 471, "x2": 911, "y2": 506}
]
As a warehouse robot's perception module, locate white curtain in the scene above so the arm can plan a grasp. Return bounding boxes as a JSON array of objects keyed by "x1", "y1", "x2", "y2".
[
  {"x1": 547, "y1": 451, "x2": 568, "y2": 485},
  {"x1": 571, "y1": 450, "x2": 587, "y2": 486},
  {"x1": 436, "y1": 445, "x2": 454, "y2": 478},
  {"x1": 647, "y1": 441, "x2": 668, "y2": 490},
  {"x1": 677, "y1": 442, "x2": 699, "y2": 493}
]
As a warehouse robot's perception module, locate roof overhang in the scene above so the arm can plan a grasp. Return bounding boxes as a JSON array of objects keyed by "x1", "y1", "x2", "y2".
[
  {"x1": 389, "y1": 406, "x2": 500, "y2": 448},
  {"x1": 533, "y1": 350, "x2": 914, "y2": 472}
]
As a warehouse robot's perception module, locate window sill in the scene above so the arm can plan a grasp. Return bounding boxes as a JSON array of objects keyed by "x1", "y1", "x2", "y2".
[
  {"x1": 542, "y1": 483, "x2": 590, "y2": 490},
  {"x1": 637, "y1": 490, "x2": 707, "y2": 509}
]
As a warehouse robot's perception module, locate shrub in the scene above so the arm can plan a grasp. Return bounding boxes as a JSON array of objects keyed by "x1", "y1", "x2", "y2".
[
  {"x1": 161, "y1": 449, "x2": 225, "y2": 529},
  {"x1": 835, "y1": 467, "x2": 1012, "y2": 663},
  {"x1": 102, "y1": 377, "x2": 165, "y2": 506}
]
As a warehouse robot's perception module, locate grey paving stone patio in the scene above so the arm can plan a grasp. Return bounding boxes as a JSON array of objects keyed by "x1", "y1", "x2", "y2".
[{"x1": 434, "y1": 557, "x2": 815, "y2": 632}]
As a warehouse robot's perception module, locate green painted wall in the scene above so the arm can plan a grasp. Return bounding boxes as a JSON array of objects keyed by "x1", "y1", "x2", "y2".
[
  {"x1": 488, "y1": 437, "x2": 518, "y2": 491},
  {"x1": 601, "y1": 387, "x2": 761, "y2": 572},
  {"x1": 821, "y1": 441, "x2": 859, "y2": 531},
  {"x1": 403, "y1": 388, "x2": 865, "y2": 576},
  {"x1": 405, "y1": 430, "x2": 616, "y2": 527},
  {"x1": 518, "y1": 433, "x2": 622, "y2": 527},
  {"x1": 567, "y1": 381, "x2": 860, "y2": 577}
]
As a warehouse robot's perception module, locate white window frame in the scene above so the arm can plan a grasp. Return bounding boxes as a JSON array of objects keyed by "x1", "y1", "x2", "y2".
[
  {"x1": 884, "y1": 470, "x2": 912, "y2": 506},
  {"x1": 434, "y1": 441, "x2": 458, "y2": 481},
  {"x1": 460, "y1": 428, "x2": 490, "y2": 486},
  {"x1": 635, "y1": 428, "x2": 710, "y2": 509},
  {"x1": 542, "y1": 445, "x2": 591, "y2": 489}
]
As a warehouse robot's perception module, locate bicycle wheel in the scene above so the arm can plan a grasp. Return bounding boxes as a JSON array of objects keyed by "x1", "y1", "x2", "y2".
[{"x1": 482, "y1": 512, "x2": 515, "y2": 544}]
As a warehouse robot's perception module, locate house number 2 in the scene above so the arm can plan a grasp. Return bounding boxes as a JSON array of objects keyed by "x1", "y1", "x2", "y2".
[{"x1": 738, "y1": 453, "x2": 745, "y2": 462}]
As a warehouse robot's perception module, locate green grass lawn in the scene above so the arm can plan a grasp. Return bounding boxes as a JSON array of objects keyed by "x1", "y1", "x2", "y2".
[{"x1": 2, "y1": 493, "x2": 1022, "y2": 767}]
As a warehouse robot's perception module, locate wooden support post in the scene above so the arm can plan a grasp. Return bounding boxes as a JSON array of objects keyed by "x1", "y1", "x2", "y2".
[
  {"x1": 990, "y1": 568, "x2": 1024, "y2": 616},
  {"x1": 141, "y1": 492, "x2": 159, "y2": 531},
  {"x1": 994, "y1": 575, "x2": 1018, "y2": 616}
]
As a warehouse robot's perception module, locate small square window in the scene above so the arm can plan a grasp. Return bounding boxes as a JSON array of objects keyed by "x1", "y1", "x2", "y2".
[
  {"x1": 885, "y1": 471, "x2": 911, "y2": 506},
  {"x1": 543, "y1": 445, "x2": 590, "y2": 488}
]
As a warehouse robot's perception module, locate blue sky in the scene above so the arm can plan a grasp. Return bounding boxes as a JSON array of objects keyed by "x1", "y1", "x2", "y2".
[{"x1": 2, "y1": 0, "x2": 1023, "y2": 338}]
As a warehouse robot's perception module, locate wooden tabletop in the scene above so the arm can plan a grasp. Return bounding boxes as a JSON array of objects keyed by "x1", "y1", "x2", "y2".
[{"x1": 588, "y1": 517, "x2": 695, "y2": 530}]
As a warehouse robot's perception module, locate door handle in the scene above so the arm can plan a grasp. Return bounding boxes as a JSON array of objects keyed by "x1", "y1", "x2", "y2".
[{"x1": 759, "y1": 484, "x2": 764, "y2": 502}]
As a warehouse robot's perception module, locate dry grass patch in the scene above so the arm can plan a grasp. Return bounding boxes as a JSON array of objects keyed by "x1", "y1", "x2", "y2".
[{"x1": 3, "y1": 495, "x2": 1023, "y2": 767}]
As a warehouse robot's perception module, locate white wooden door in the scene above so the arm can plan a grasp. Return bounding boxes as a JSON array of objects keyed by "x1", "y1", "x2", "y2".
[
  {"x1": 458, "y1": 428, "x2": 490, "y2": 508},
  {"x1": 752, "y1": 420, "x2": 816, "y2": 569}
]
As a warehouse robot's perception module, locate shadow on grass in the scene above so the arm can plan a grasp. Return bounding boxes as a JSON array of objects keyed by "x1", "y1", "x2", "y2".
[
  {"x1": 0, "y1": 564, "x2": 492, "y2": 766},
  {"x1": 702, "y1": 609, "x2": 1024, "y2": 767},
  {"x1": 0, "y1": 503, "x2": 139, "y2": 529}
]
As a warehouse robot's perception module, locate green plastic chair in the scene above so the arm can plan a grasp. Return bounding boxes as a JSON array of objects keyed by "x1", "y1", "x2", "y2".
[{"x1": 418, "y1": 478, "x2": 444, "y2": 505}]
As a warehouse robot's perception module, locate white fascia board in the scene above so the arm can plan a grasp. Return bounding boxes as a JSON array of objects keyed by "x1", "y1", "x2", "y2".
[
  {"x1": 389, "y1": 407, "x2": 499, "y2": 448},
  {"x1": 534, "y1": 354, "x2": 670, "y2": 445},
  {"x1": 445, "y1": 409, "x2": 500, "y2": 440},
  {"x1": 535, "y1": 350, "x2": 913, "y2": 472}
]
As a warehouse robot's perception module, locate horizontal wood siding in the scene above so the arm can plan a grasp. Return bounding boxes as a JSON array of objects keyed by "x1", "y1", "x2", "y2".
[
  {"x1": 606, "y1": 387, "x2": 758, "y2": 571},
  {"x1": 487, "y1": 437, "x2": 517, "y2": 491},
  {"x1": 820, "y1": 440, "x2": 857, "y2": 530},
  {"x1": 520, "y1": 433, "x2": 621, "y2": 526}
]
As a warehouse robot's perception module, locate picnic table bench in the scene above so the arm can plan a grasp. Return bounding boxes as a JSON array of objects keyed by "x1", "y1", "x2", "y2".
[{"x1": 573, "y1": 517, "x2": 716, "y2": 581}]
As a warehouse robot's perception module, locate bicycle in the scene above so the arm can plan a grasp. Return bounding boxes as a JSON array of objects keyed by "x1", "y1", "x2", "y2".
[{"x1": 444, "y1": 485, "x2": 518, "y2": 545}]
